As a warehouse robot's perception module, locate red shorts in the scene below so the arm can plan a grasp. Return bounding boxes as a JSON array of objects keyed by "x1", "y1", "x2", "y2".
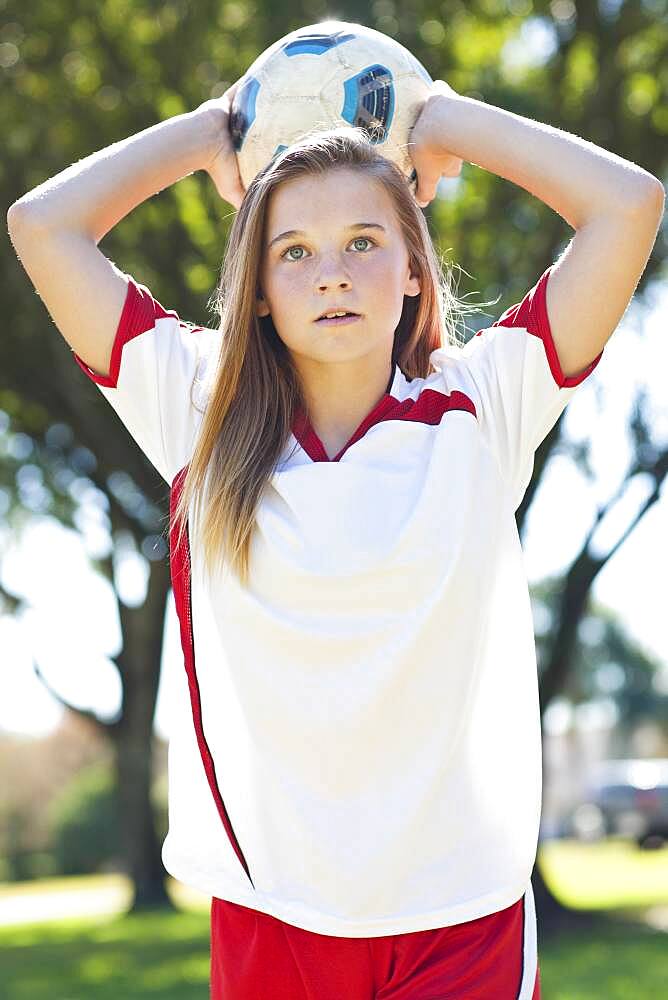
[{"x1": 210, "y1": 881, "x2": 540, "y2": 999}]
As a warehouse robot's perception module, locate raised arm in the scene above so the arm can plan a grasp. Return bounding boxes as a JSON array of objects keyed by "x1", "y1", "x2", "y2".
[
  {"x1": 408, "y1": 86, "x2": 664, "y2": 380},
  {"x1": 7, "y1": 95, "x2": 243, "y2": 378}
]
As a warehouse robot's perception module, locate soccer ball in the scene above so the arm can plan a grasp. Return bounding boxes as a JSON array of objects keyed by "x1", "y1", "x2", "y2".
[{"x1": 229, "y1": 20, "x2": 434, "y2": 194}]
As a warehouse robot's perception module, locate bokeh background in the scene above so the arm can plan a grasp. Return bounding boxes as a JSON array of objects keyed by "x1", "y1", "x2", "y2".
[{"x1": 1, "y1": 1, "x2": 667, "y2": 997}]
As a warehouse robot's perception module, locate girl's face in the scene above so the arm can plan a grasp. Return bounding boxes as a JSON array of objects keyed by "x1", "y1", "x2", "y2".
[{"x1": 256, "y1": 168, "x2": 421, "y2": 374}]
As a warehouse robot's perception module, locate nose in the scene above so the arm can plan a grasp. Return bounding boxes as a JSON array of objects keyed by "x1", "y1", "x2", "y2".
[
  {"x1": 318, "y1": 278, "x2": 352, "y2": 292},
  {"x1": 316, "y1": 254, "x2": 352, "y2": 292}
]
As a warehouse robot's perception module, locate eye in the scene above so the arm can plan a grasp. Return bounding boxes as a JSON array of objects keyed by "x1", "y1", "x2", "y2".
[
  {"x1": 280, "y1": 236, "x2": 377, "y2": 261},
  {"x1": 351, "y1": 236, "x2": 376, "y2": 252},
  {"x1": 282, "y1": 245, "x2": 307, "y2": 261}
]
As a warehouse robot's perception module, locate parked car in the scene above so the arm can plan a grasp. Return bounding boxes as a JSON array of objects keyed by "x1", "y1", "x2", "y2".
[{"x1": 568, "y1": 758, "x2": 668, "y2": 849}]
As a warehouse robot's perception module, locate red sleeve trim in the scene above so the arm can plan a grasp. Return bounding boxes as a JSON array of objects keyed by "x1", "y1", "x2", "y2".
[
  {"x1": 71, "y1": 276, "x2": 180, "y2": 388},
  {"x1": 481, "y1": 265, "x2": 604, "y2": 389}
]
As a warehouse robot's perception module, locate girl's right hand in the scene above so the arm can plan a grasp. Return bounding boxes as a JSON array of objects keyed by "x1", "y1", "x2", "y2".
[{"x1": 196, "y1": 79, "x2": 247, "y2": 209}]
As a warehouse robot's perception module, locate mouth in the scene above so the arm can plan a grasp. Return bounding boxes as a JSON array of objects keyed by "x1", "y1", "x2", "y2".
[{"x1": 314, "y1": 311, "x2": 362, "y2": 326}]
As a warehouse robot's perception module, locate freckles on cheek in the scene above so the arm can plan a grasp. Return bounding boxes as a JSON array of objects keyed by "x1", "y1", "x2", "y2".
[
  {"x1": 279, "y1": 271, "x2": 309, "y2": 309},
  {"x1": 285, "y1": 268, "x2": 306, "y2": 290},
  {"x1": 268, "y1": 272, "x2": 307, "y2": 325}
]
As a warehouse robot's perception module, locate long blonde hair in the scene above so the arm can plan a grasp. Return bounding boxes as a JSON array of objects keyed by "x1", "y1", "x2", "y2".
[{"x1": 170, "y1": 125, "x2": 494, "y2": 587}]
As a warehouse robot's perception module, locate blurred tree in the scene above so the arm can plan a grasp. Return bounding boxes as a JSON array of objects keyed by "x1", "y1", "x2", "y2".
[
  {"x1": 0, "y1": 714, "x2": 111, "y2": 879},
  {"x1": 2, "y1": 0, "x2": 666, "y2": 927},
  {"x1": 48, "y1": 759, "x2": 121, "y2": 875},
  {"x1": 533, "y1": 580, "x2": 668, "y2": 747}
]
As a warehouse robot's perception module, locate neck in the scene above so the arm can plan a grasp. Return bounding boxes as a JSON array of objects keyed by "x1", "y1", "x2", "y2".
[{"x1": 297, "y1": 356, "x2": 395, "y2": 459}]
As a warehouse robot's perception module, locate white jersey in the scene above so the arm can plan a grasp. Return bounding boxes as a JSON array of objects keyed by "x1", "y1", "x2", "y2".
[{"x1": 72, "y1": 266, "x2": 603, "y2": 937}]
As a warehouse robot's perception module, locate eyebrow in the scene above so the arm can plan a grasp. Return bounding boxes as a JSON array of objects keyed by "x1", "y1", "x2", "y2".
[{"x1": 267, "y1": 222, "x2": 387, "y2": 251}]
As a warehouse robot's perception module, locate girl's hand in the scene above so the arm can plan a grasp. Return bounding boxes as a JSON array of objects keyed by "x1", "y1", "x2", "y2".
[
  {"x1": 408, "y1": 80, "x2": 464, "y2": 208},
  {"x1": 195, "y1": 80, "x2": 247, "y2": 209}
]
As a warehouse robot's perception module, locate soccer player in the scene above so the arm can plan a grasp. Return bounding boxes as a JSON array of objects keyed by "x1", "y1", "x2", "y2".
[{"x1": 8, "y1": 68, "x2": 663, "y2": 1000}]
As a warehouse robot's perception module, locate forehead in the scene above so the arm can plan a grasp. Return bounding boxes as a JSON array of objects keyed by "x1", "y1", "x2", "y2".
[{"x1": 265, "y1": 168, "x2": 397, "y2": 231}]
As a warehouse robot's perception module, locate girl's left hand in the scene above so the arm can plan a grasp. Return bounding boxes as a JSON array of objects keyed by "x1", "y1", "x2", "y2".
[
  {"x1": 409, "y1": 80, "x2": 464, "y2": 208},
  {"x1": 197, "y1": 79, "x2": 247, "y2": 209}
]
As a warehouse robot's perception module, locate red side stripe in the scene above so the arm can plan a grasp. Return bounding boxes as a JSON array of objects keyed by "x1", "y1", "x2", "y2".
[{"x1": 169, "y1": 467, "x2": 254, "y2": 888}]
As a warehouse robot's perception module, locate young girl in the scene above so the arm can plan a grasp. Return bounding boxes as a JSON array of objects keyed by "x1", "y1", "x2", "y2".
[{"x1": 8, "y1": 66, "x2": 662, "y2": 1000}]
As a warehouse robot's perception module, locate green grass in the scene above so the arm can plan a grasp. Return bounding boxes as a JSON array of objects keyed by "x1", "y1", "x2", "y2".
[
  {"x1": 538, "y1": 920, "x2": 667, "y2": 1000},
  {"x1": 0, "y1": 839, "x2": 666, "y2": 999},
  {"x1": 0, "y1": 909, "x2": 211, "y2": 1000}
]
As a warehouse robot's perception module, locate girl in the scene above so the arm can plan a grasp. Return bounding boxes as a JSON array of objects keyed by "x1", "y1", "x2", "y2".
[{"x1": 8, "y1": 64, "x2": 662, "y2": 1000}]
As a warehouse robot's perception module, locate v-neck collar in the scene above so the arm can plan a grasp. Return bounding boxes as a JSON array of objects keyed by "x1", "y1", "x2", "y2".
[{"x1": 292, "y1": 362, "x2": 401, "y2": 463}]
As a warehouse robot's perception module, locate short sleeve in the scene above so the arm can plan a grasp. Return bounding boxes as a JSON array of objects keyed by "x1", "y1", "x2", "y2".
[
  {"x1": 446, "y1": 264, "x2": 604, "y2": 510},
  {"x1": 71, "y1": 274, "x2": 220, "y2": 485}
]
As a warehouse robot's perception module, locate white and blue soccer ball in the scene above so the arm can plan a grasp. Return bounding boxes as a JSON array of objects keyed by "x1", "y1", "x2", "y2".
[{"x1": 229, "y1": 20, "x2": 434, "y2": 193}]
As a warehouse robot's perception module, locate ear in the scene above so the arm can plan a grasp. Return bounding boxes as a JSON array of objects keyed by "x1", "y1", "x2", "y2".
[
  {"x1": 256, "y1": 288, "x2": 271, "y2": 317},
  {"x1": 404, "y1": 269, "x2": 421, "y2": 298}
]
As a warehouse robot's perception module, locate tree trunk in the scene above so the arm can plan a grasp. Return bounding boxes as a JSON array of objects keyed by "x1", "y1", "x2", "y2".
[
  {"x1": 111, "y1": 557, "x2": 175, "y2": 911},
  {"x1": 113, "y1": 718, "x2": 172, "y2": 910}
]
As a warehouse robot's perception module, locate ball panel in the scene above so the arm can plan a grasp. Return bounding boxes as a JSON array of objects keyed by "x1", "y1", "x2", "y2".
[
  {"x1": 229, "y1": 76, "x2": 260, "y2": 153},
  {"x1": 283, "y1": 30, "x2": 357, "y2": 57},
  {"x1": 341, "y1": 65, "x2": 395, "y2": 145}
]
